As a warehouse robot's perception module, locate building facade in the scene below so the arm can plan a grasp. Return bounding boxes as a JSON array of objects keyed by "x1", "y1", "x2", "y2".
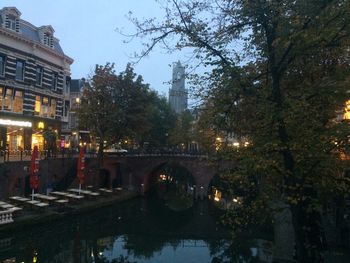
[
  {"x1": 169, "y1": 61, "x2": 187, "y2": 114},
  {"x1": 0, "y1": 7, "x2": 73, "y2": 152}
]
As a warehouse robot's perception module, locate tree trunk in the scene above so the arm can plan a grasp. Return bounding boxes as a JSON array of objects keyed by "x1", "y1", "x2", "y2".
[{"x1": 290, "y1": 187, "x2": 325, "y2": 263}]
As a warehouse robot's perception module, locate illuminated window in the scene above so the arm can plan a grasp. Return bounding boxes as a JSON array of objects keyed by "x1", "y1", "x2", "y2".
[
  {"x1": 13, "y1": 90, "x2": 23, "y2": 113},
  {"x1": 344, "y1": 100, "x2": 350, "y2": 120},
  {"x1": 34, "y1": 95, "x2": 41, "y2": 115},
  {"x1": 41, "y1": 97, "x2": 49, "y2": 117},
  {"x1": 4, "y1": 88, "x2": 13, "y2": 111}
]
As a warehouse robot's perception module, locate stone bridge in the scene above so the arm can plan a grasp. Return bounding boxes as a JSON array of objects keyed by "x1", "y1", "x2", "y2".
[
  {"x1": 88, "y1": 154, "x2": 224, "y2": 198},
  {"x1": 0, "y1": 154, "x2": 234, "y2": 199}
]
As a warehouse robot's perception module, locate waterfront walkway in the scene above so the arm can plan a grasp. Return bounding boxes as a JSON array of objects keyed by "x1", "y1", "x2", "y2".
[{"x1": 0, "y1": 188, "x2": 138, "y2": 232}]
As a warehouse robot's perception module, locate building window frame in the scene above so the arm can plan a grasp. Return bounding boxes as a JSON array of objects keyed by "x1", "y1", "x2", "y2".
[
  {"x1": 52, "y1": 72, "x2": 58, "y2": 90},
  {"x1": 0, "y1": 54, "x2": 6, "y2": 77},
  {"x1": 5, "y1": 14, "x2": 17, "y2": 31},
  {"x1": 35, "y1": 66, "x2": 43, "y2": 86},
  {"x1": 15, "y1": 60, "x2": 25, "y2": 81}
]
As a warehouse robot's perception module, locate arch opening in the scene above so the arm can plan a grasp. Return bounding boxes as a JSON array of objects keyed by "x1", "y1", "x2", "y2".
[{"x1": 145, "y1": 161, "x2": 196, "y2": 211}]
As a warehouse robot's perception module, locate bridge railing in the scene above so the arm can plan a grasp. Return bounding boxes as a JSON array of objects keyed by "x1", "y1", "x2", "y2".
[{"x1": 0, "y1": 149, "x2": 209, "y2": 163}]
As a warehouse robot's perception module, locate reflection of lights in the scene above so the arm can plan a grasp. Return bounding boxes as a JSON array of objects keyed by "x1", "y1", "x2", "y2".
[
  {"x1": 159, "y1": 174, "x2": 167, "y2": 181},
  {"x1": 214, "y1": 189, "x2": 221, "y2": 202},
  {"x1": 233, "y1": 197, "x2": 242, "y2": 204},
  {"x1": 99, "y1": 252, "x2": 103, "y2": 256},
  {"x1": 33, "y1": 251, "x2": 38, "y2": 263}
]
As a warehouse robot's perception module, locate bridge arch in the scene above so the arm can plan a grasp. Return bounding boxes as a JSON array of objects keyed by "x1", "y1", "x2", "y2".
[
  {"x1": 93, "y1": 155, "x2": 219, "y2": 198},
  {"x1": 141, "y1": 161, "x2": 196, "y2": 195}
]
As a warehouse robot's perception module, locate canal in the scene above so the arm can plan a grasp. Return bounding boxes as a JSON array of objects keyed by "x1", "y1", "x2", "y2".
[{"x1": 0, "y1": 197, "x2": 272, "y2": 263}]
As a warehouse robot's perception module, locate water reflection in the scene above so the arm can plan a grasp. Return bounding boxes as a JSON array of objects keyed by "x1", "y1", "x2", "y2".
[{"x1": 0, "y1": 198, "x2": 271, "y2": 263}]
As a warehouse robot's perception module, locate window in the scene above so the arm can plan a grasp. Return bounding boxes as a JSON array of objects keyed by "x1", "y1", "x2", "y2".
[
  {"x1": 44, "y1": 32, "x2": 53, "y2": 47},
  {"x1": 0, "y1": 87, "x2": 3, "y2": 110},
  {"x1": 50, "y1": 99, "x2": 56, "y2": 118},
  {"x1": 5, "y1": 14, "x2": 17, "y2": 31},
  {"x1": 41, "y1": 97, "x2": 49, "y2": 117},
  {"x1": 64, "y1": 100, "x2": 70, "y2": 117},
  {"x1": 13, "y1": 90, "x2": 23, "y2": 113},
  {"x1": 35, "y1": 66, "x2": 43, "y2": 86},
  {"x1": 34, "y1": 95, "x2": 41, "y2": 115},
  {"x1": 15, "y1": 60, "x2": 25, "y2": 81},
  {"x1": 0, "y1": 54, "x2": 5, "y2": 76},
  {"x1": 52, "y1": 72, "x2": 58, "y2": 90},
  {"x1": 4, "y1": 89, "x2": 13, "y2": 111}
]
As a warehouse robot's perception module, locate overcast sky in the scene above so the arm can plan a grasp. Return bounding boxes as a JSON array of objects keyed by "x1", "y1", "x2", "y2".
[{"x1": 1, "y1": 0, "x2": 190, "y2": 98}]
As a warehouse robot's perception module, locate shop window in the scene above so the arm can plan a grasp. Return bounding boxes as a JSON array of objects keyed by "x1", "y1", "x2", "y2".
[
  {"x1": 34, "y1": 95, "x2": 41, "y2": 115},
  {"x1": 50, "y1": 98, "x2": 56, "y2": 118},
  {"x1": 3, "y1": 88, "x2": 13, "y2": 111},
  {"x1": 13, "y1": 90, "x2": 23, "y2": 113}
]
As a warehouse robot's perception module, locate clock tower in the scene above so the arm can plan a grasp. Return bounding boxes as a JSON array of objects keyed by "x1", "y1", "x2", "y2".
[{"x1": 169, "y1": 61, "x2": 187, "y2": 113}]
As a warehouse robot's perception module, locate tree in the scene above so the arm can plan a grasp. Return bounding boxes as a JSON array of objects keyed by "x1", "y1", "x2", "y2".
[
  {"x1": 140, "y1": 92, "x2": 177, "y2": 149},
  {"x1": 128, "y1": 1, "x2": 350, "y2": 261},
  {"x1": 169, "y1": 110, "x2": 194, "y2": 151},
  {"x1": 77, "y1": 63, "x2": 121, "y2": 167}
]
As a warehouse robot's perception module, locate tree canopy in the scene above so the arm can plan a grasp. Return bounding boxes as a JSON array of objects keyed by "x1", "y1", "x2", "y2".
[{"x1": 129, "y1": 0, "x2": 350, "y2": 261}]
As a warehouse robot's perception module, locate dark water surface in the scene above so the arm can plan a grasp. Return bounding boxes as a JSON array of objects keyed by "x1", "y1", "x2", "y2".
[
  {"x1": 0, "y1": 197, "x2": 270, "y2": 263},
  {"x1": 2, "y1": 197, "x2": 349, "y2": 263}
]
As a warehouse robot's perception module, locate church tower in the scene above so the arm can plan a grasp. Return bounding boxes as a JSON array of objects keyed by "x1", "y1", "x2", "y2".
[{"x1": 169, "y1": 61, "x2": 187, "y2": 113}]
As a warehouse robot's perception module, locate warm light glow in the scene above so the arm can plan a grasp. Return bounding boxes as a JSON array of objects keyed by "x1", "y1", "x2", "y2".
[
  {"x1": 343, "y1": 100, "x2": 350, "y2": 120},
  {"x1": 233, "y1": 142, "x2": 240, "y2": 147},
  {"x1": 38, "y1": 122, "x2": 44, "y2": 129},
  {"x1": 159, "y1": 174, "x2": 167, "y2": 181},
  {"x1": 0, "y1": 119, "x2": 32, "y2": 127},
  {"x1": 76, "y1": 97, "x2": 80, "y2": 103},
  {"x1": 244, "y1": 142, "x2": 249, "y2": 147},
  {"x1": 214, "y1": 189, "x2": 221, "y2": 202}
]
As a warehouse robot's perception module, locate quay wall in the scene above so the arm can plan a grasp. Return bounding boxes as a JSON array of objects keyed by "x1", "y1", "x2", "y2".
[{"x1": 0, "y1": 158, "x2": 78, "y2": 199}]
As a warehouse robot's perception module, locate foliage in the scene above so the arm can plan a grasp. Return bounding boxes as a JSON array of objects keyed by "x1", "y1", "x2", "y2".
[
  {"x1": 169, "y1": 110, "x2": 195, "y2": 150},
  {"x1": 78, "y1": 63, "x2": 176, "y2": 161},
  {"x1": 128, "y1": 0, "x2": 350, "y2": 261}
]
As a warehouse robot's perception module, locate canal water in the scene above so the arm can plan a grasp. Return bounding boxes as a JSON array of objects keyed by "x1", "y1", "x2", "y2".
[
  {"x1": 0, "y1": 197, "x2": 273, "y2": 263},
  {"x1": 2, "y1": 197, "x2": 350, "y2": 263}
]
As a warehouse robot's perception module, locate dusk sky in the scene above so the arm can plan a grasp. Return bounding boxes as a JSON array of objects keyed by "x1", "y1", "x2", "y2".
[{"x1": 1, "y1": 0, "x2": 192, "y2": 99}]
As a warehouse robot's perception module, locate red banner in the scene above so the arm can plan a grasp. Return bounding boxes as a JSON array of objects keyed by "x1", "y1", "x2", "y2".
[
  {"x1": 30, "y1": 146, "x2": 39, "y2": 190},
  {"x1": 77, "y1": 147, "x2": 85, "y2": 185}
]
